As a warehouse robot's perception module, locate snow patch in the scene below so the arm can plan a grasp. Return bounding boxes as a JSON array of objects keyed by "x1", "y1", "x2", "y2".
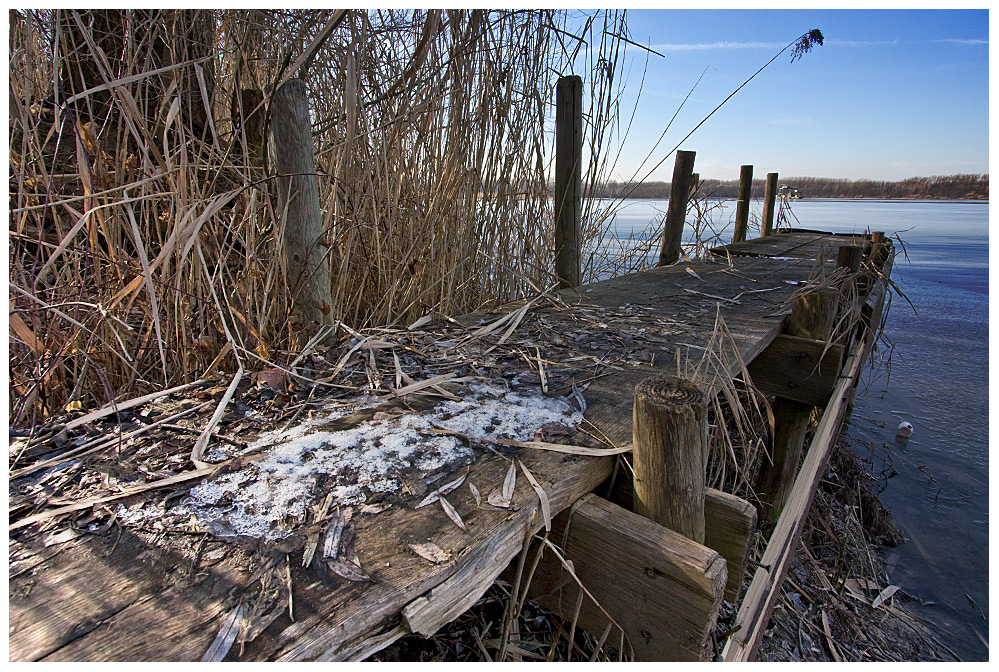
[{"x1": 161, "y1": 383, "x2": 579, "y2": 540}]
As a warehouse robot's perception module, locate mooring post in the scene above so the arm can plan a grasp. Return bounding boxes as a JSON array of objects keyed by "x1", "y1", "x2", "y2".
[
  {"x1": 731, "y1": 165, "x2": 753, "y2": 243},
  {"x1": 554, "y1": 75, "x2": 583, "y2": 289},
  {"x1": 633, "y1": 375, "x2": 708, "y2": 544},
  {"x1": 836, "y1": 245, "x2": 863, "y2": 274},
  {"x1": 270, "y1": 78, "x2": 334, "y2": 337},
  {"x1": 756, "y1": 289, "x2": 838, "y2": 529},
  {"x1": 760, "y1": 172, "x2": 779, "y2": 237},
  {"x1": 657, "y1": 150, "x2": 696, "y2": 267}
]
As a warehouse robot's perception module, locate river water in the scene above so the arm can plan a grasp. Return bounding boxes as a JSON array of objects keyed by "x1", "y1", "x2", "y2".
[{"x1": 597, "y1": 198, "x2": 989, "y2": 660}]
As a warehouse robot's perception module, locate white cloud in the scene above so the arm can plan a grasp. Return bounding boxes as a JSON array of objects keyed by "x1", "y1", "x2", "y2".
[
  {"x1": 935, "y1": 38, "x2": 988, "y2": 46},
  {"x1": 825, "y1": 39, "x2": 899, "y2": 47}
]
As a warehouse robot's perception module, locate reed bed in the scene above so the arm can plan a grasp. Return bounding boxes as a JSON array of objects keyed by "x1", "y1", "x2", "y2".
[{"x1": 9, "y1": 9, "x2": 633, "y2": 426}]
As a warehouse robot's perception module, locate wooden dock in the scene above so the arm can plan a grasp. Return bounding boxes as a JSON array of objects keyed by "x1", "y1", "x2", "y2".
[{"x1": 9, "y1": 229, "x2": 892, "y2": 662}]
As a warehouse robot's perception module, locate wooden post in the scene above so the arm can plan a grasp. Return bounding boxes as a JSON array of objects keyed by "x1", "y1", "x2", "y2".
[
  {"x1": 870, "y1": 231, "x2": 887, "y2": 266},
  {"x1": 690, "y1": 172, "x2": 700, "y2": 196},
  {"x1": 270, "y1": 78, "x2": 333, "y2": 336},
  {"x1": 731, "y1": 165, "x2": 753, "y2": 243},
  {"x1": 657, "y1": 150, "x2": 696, "y2": 266},
  {"x1": 554, "y1": 75, "x2": 582, "y2": 289},
  {"x1": 836, "y1": 245, "x2": 863, "y2": 274},
  {"x1": 755, "y1": 290, "x2": 838, "y2": 529},
  {"x1": 760, "y1": 172, "x2": 779, "y2": 237},
  {"x1": 632, "y1": 375, "x2": 708, "y2": 543}
]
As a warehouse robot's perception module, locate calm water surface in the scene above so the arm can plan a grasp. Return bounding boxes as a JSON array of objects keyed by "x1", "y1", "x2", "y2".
[{"x1": 601, "y1": 199, "x2": 989, "y2": 660}]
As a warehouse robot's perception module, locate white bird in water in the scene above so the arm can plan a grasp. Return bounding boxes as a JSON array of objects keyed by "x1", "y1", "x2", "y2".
[{"x1": 896, "y1": 421, "x2": 914, "y2": 439}]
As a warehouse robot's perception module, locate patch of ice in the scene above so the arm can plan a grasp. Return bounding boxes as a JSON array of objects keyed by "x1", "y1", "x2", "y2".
[{"x1": 162, "y1": 384, "x2": 580, "y2": 541}]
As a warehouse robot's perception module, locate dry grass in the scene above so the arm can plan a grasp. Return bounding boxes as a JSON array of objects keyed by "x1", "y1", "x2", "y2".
[{"x1": 9, "y1": 9, "x2": 635, "y2": 426}]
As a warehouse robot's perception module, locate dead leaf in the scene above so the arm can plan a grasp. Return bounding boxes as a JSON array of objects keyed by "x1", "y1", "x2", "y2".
[
  {"x1": 686, "y1": 267, "x2": 703, "y2": 281},
  {"x1": 359, "y1": 502, "x2": 391, "y2": 515},
  {"x1": 252, "y1": 367, "x2": 288, "y2": 392},
  {"x1": 201, "y1": 604, "x2": 242, "y2": 662},
  {"x1": 438, "y1": 494, "x2": 468, "y2": 532},
  {"x1": 871, "y1": 584, "x2": 900, "y2": 609},
  {"x1": 409, "y1": 542, "x2": 451, "y2": 564},
  {"x1": 416, "y1": 472, "x2": 467, "y2": 509},
  {"x1": 468, "y1": 482, "x2": 481, "y2": 507},
  {"x1": 518, "y1": 459, "x2": 551, "y2": 532},
  {"x1": 42, "y1": 528, "x2": 82, "y2": 547},
  {"x1": 326, "y1": 557, "x2": 371, "y2": 582},
  {"x1": 322, "y1": 507, "x2": 352, "y2": 560},
  {"x1": 487, "y1": 491, "x2": 512, "y2": 509},
  {"x1": 502, "y1": 461, "x2": 517, "y2": 500}
]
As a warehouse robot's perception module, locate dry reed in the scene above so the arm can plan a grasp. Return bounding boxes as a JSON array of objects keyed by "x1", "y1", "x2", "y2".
[{"x1": 9, "y1": 9, "x2": 633, "y2": 425}]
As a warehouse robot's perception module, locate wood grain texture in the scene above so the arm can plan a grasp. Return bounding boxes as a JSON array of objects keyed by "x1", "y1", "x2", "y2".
[
  {"x1": 747, "y1": 334, "x2": 844, "y2": 407},
  {"x1": 723, "y1": 335, "x2": 870, "y2": 662},
  {"x1": 554, "y1": 75, "x2": 582, "y2": 289},
  {"x1": 657, "y1": 150, "x2": 696, "y2": 266},
  {"x1": 760, "y1": 172, "x2": 778, "y2": 237},
  {"x1": 270, "y1": 78, "x2": 333, "y2": 336},
  {"x1": 756, "y1": 289, "x2": 838, "y2": 527},
  {"x1": 632, "y1": 375, "x2": 708, "y2": 543},
  {"x1": 723, "y1": 268, "x2": 891, "y2": 661},
  {"x1": 9, "y1": 233, "x2": 874, "y2": 662},
  {"x1": 526, "y1": 494, "x2": 726, "y2": 661},
  {"x1": 731, "y1": 165, "x2": 753, "y2": 244},
  {"x1": 606, "y1": 480, "x2": 756, "y2": 603}
]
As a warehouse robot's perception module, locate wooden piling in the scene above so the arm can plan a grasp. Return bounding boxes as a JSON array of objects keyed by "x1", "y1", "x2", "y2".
[
  {"x1": 657, "y1": 150, "x2": 696, "y2": 267},
  {"x1": 731, "y1": 165, "x2": 753, "y2": 243},
  {"x1": 632, "y1": 375, "x2": 708, "y2": 543},
  {"x1": 760, "y1": 172, "x2": 779, "y2": 237},
  {"x1": 270, "y1": 78, "x2": 333, "y2": 336},
  {"x1": 836, "y1": 244, "x2": 863, "y2": 273},
  {"x1": 756, "y1": 290, "x2": 837, "y2": 528},
  {"x1": 554, "y1": 75, "x2": 583, "y2": 289}
]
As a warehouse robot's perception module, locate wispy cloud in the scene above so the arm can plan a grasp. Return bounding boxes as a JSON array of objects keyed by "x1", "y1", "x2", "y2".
[
  {"x1": 936, "y1": 38, "x2": 988, "y2": 46},
  {"x1": 826, "y1": 39, "x2": 899, "y2": 47},
  {"x1": 651, "y1": 40, "x2": 785, "y2": 52}
]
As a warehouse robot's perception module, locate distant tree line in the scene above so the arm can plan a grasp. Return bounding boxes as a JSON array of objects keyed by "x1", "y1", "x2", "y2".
[{"x1": 580, "y1": 174, "x2": 988, "y2": 200}]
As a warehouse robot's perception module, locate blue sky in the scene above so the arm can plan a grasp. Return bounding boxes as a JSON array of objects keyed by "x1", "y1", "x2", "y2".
[{"x1": 588, "y1": 9, "x2": 989, "y2": 182}]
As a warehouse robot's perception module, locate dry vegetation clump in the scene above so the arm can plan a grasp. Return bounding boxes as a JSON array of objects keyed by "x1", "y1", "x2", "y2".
[
  {"x1": 752, "y1": 438, "x2": 955, "y2": 662},
  {"x1": 9, "y1": 9, "x2": 634, "y2": 428}
]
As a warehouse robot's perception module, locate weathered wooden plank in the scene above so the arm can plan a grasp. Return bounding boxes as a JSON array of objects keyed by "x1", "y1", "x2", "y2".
[
  {"x1": 10, "y1": 531, "x2": 219, "y2": 661},
  {"x1": 9, "y1": 234, "x2": 869, "y2": 663},
  {"x1": 722, "y1": 334, "x2": 873, "y2": 662},
  {"x1": 747, "y1": 334, "x2": 844, "y2": 407},
  {"x1": 250, "y1": 451, "x2": 614, "y2": 661},
  {"x1": 606, "y1": 480, "x2": 755, "y2": 603},
  {"x1": 524, "y1": 494, "x2": 726, "y2": 661},
  {"x1": 703, "y1": 489, "x2": 757, "y2": 603}
]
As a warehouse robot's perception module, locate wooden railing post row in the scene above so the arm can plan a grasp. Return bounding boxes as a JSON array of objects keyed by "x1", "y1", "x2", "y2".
[
  {"x1": 554, "y1": 75, "x2": 583, "y2": 289},
  {"x1": 657, "y1": 150, "x2": 696, "y2": 266},
  {"x1": 760, "y1": 172, "x2": 779, "y2": 237},
  {"x1": 731, "y1": 164, "x2": 753, "y2": 243}
]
